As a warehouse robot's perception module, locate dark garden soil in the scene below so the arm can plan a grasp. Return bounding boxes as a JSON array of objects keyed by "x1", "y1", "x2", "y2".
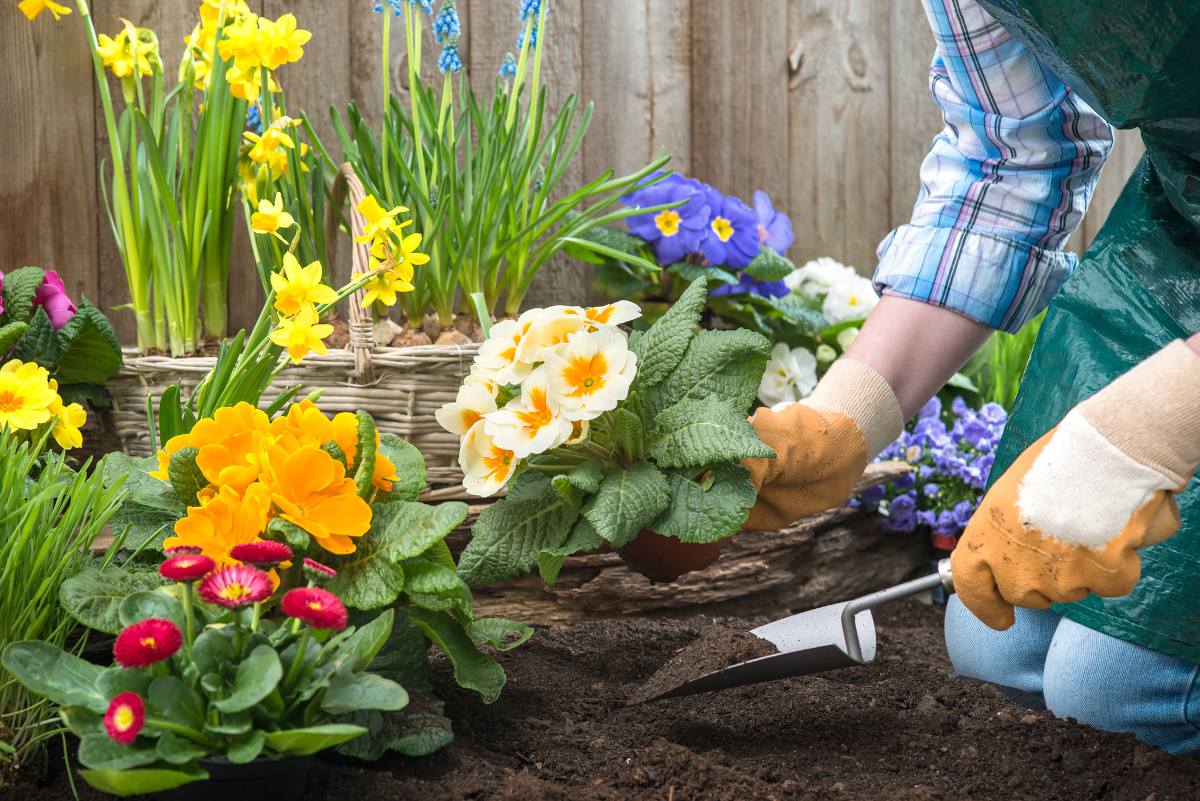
[{"x1": 6, "y1": 603, "x2": 1199, "y2": 801}]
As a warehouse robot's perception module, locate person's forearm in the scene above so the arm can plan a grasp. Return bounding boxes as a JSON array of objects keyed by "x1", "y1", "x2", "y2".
[
  {"x1": 1187, "y1": 331, "x2": 1200, "y2": 355},
  {"x1": 844, "y1": 296, "x2": 993, "y2": 419}
]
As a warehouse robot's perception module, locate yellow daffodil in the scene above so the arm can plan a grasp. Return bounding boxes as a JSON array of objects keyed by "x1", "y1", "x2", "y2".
[
  {"x1": 251, "y1": 193, "x2": 295, "y2": 238},
  {"x1": 258, "y1": 13, "x2": 311, "y2": 70},
  {"x1": 354, "y1": 195, "x2": 409, "y2": 244},
  {"x1": 269, "y1": 305, "x2": 333, "y2": 364},
  {"x1": 225, "y1": 61, "x2": 277, "y2": 103},
  {"x1": 0, "y1": 360, "x2": 57, "y2": 432},
  {"x1": 182, "y1": 23, "x2": 216, "y2": 88},
  {"x1": 198, "y1": 0, "x2": 253, "y2": 26},
  {"x1": 18, "y1": 0, "x2": 71, "y2": 21},
  {"x1": 216, "y1": 14, "x2": 265, "y2": 69},
  {"x1": 243, "y1": 116, "x2": 296, "y2": 178},
  {"x1": 357, "y1": 269, "x2": 413, "y2": 309},
  {"x1": 48, "y1": 395, "x2": 87, "y2": 450},
  {"x1": 97, "y1": 24, "x2": 161, "y2": 79},
  {"x1": 270, "y1": 253, "x2": 337, "y2": 317}
]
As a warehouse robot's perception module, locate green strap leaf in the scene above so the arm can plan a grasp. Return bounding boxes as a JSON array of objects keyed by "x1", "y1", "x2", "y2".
[
  {"x1": 263, "y1": 724, "x2": 368, "y2": 756},
  {"x1": 582, "y1": 461, "x2": 670, "y2": 549},
  {"x1": 81, "y1": 767, "x2": 207, "y2": 797}
]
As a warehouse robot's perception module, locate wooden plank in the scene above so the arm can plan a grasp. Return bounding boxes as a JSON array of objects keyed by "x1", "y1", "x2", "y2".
[
  {"x1": 888, "y1": 0, "x2": 940, "y2": 234},
  {"x1": 646, "y1": 0, "x2": 692, "y2": 172},
  {"x1": 581, "y1": 0, "x2": 650, "y2": 178},
  {"x1": 691, "y1": 0, "x2": 790, "y2": 230},
  {"x1": 788, "y1": 0, "x2": 892, "y2": 275},
  {"x1": 0, "y1": 6, "x2": 99, "y2": 313}
]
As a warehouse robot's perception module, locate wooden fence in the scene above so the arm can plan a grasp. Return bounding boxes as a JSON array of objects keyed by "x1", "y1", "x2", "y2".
[{"x1": 0, "y1": 0, "x2": 1142, "y2": 343}]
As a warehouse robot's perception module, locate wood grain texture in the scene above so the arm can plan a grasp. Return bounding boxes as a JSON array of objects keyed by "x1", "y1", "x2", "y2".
[
  {"x1": 0, "y1": 6, "x2": 99, "y2": 306},
  {"x1": 581, "y1": 0, "x2": 650, "y2": 177},
  {"x1": 647, "y1": 0, "x2": 691, "y2": 172}
]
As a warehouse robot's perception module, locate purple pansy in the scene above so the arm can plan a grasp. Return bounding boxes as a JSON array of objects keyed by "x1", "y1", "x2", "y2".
[
  {"x1": 752, "y1": 190, "x2": 794, "y2": 254},
  {"x1": 623, "y1": 173, "x2": 711, "y2": 266},
  {"x1": 697, "y1": 185, "x2": 759, "y2": 269},
  {"x1": 34, "y1": 270, "x2": 77, "y2": 330}
]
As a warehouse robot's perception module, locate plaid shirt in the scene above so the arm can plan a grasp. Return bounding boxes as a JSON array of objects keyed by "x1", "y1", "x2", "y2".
[{"x1": 874, "y1": 0, "x2": 1115, "y2": 332}]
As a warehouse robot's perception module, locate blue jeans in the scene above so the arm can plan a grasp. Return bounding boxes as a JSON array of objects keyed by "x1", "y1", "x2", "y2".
[{"x1": 944, "y1": 596, "x2": 1200, "y2": 755}]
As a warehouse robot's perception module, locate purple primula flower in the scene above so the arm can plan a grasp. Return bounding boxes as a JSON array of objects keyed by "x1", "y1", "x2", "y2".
[
  {"x1": 623, "y1": 173, "x2": 710, "y2": 265},
  {"x1": 708, "y1": 271, "x2": 790, "y2": 299},
  {"x1": 752, "y1": 190, "x2": 794, "y2": 254},
  {"x1": 697, "y1": 185, "x2": 759, "y2": 269},
  {"x1": 34, "y1": 270, "x2": 76, "y2": 330}
]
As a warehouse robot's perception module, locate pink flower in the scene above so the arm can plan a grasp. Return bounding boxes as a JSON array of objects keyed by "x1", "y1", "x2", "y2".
[
  {"x1": 104, "y1": 692, "x2": 145, "y2": 745},
  {"x1": 301, "y1": 557, "x2": 336, "y2": 584},
  {"x1": 113, "y1": 619, "x2": 183, "y2": 668},
  {"x1": 159, "y1": 554, "x2": 215, "y2": 582},
  {"x1": 198, "y1": 564, "x2": 273, "y2": 609},
  {"x1": 229, "y1": 540, "x2": 293, "y2": 568},
  {"x1": 281, "y1": 587, "x2": 347, "y2": 631},
  {"x1": 33, "y1": 270, "x2": 76, "y2": 330}
]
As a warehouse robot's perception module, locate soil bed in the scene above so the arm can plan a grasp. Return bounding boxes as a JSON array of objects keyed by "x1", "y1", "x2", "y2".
[{"x1": 6, "y1": 603, "x2": 1198, "y2": 801}]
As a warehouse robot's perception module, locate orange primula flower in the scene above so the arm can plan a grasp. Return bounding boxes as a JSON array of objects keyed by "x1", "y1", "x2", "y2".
[
  {"x1": 258, "y1": 442, "x2": 371, "y2": 555},
  {"x1": 191, "y1": 403, "x2": 273, "y2": 492},
  {"x1": 163, "y1": 484, "x2": 278, "y2": 581}
]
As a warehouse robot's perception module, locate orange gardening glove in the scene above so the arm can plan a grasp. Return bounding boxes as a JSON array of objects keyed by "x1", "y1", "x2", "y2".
[
  {"x1": 953, "y1": 340, "x2": 1200, "y2": 630},
  {"x1": 743, "y1": 359, "x2": 903, "y2": 530}
]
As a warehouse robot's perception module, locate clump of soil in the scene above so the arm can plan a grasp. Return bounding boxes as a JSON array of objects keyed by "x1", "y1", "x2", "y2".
[
  {"x1": 391, "y1": 328, "x2": 433, "y2": 347},
  {"x1": 7, "y1": 604, "x2": 1199, "y2": 801},
  {"x1": 326, "y1": 318, "x2": 351, "y2": 350},
  {"x1": 628, "y1": 627, "x2": 776, "y2": 705}
]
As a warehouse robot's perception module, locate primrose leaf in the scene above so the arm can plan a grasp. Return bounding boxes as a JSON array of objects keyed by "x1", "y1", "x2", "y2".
[
  {"x1": 550, "y1": 458, "x2": 603, "y2": 505},
  {"x1": 55, "y1": 298, "x2": 123, "y2": 385},
  {"x1": 593, "y1": 260, "x2": 653, "y2": 298},
  {"x1": 377, "y1": 433, "x2": 427, "y2": 502},
  {"x1": 0, "y1": 321, "x2": 29, "y2": 357},
  {"x1": 537, "y1": 516, "x2": 605, "y2": 585},
  {"x1": 652, "y1": 328, "x2": 771, "y2": 417},
  {"x1": 651, "y1": 463, "x2": 757, "y2": 544},
  {"x1": 167, "y1": 447, "x2": 205, "y2": 507},
  {"x1": 402, "y1": 559, "x2": 472, "y2": 617},
  {"x1": 1, "y1": 267, "x2": 44, "y2": 326},
  {"x1": 649, "y1": 396, "x2": 775, "y2": 469},
  {"x1": 11, "y1": 307, "x2": 58, "y2": 369},
  {"x1": 582, "y1": 461, "x2": 670, "y2": 549},
  {"x1": 322, "y1": 672, "x2": 409, "y2": 715},
  {"x1": 458, "y1": 482, "x2": 578, "y2": 587},
  {"x1": 336, "y1": 683, "x2": 453, "y2": 760},
  {"x1": 59, "y1": 567, "x2": 165, "y2": 635},
  {"x1": 409, "y1": 607, "x2": 506, "y2": 704},
  {"x1": 466, "y1": 618, "x2": 534, "y2": 652},
  {"x1": 668, "y1": 262, "x2": 739, "y2": 285},
  {"x1": 631, "y1": 276, "x2": 706, "y2": 390},
  {"x1": 608, "y1": 408, "x2": 645, "y2": 462},
  {"x1": 744, "y1": 246, "x2": 795, "y2": 281}
]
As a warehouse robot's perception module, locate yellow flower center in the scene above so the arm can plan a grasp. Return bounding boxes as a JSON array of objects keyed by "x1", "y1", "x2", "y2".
[
  {"x1": 220, "y1": 582, "x2": 248, "y2": 600},
  {"x1": 140, "y1": 636, "x2": 157, "y2": 650},
  {"x1": 711, "y1": 217, "x2": 734, "y2": 242},
  {"x1": 848, "y1": 295, "x2": 859, "y2": 306},
  {"x1": 516, "y1": 387, "x2": 554, "y2": 430},
  {"x1": 307, "y1": 601, "x2": 323, "y2": 610},
  {"x1": 114, "y1": 706, "x2": 135, "y2": 731},
  {"x1": 655, "y1": 210, "x2": 682, "y2": 237}
]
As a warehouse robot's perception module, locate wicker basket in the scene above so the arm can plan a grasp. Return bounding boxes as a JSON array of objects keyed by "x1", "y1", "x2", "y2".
[{"x1": 107, "y1": 164, "x2": 478, "y2": 498}]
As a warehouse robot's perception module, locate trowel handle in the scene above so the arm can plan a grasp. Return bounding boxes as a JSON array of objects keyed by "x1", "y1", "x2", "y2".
[{"x1": 839, "y1": 559, "x2": 954, "y2": 663}]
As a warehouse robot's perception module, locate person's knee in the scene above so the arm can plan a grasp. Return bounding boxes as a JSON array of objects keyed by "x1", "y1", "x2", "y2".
[
  {"x1": 1043, "y1": 618, "x2": 1200, "y2": 756},
  {"x1": 944, "y1": 595, "x2": 1058, "y2": 695}
]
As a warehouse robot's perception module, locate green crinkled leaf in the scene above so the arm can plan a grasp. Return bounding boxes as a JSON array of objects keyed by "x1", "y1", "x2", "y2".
[
  {"x1": 58, "y1": 381, "x2": 110, "y2": 410},
  {"x1": 649, "y1": 396, "x2": 775, "y2": 468},
  {"x1": 537, "y1": 516, "x2": 606, "y2": 584},
  {"x1": 667, "y1": 262, "x2": 739, "y2": 285},
  {"x1": 467, "y1": 618, "x2": 534, "y2": 652},
  {"x1": 0, "y1": 321, "x2": 28, "y2": 356},
  {"x1": 81, "y1": 767, "x2": 206, "y2": 797},
  {"x1": 11, "y1": 307, "x2": 58, "y2": 369},
  {"x1": 167, "y1": 447, "x2": 205, "y2": 507},
  {"x1": 631, "y1": 276, "x2": 706, "y2": 390},
  {"x1": 264, "y1": 724, "x2": 368, "y2": 756},
  {"x1": 213, "y1": 645, "x2": 282, "y2": 713},
  {"x1": 2, "y1": 267, "x2": 44, "y2": 325},
  {"x1": 336, "y1": 684, "x2": 453, "y2": 760},
  {"x1": 103, "y1": 452, "x2": 185, "y2": 515},
  {"x1": 372, "y1": 500, "x2": 468, "y2": 561},
  {"x1": 331, "y1": 534, "x2": 406, "y2": 611},
  {"x1": 652, "y1": 463, "x2": 757, "y2": 544},
  {"x1": 550, "y1": 459, "x2": 603, "y2": 505},
  {"x1": 0, "y1": 641, "x2": 106, "y2": 711},
  {"x1": 652, "y1": 328, "x2": 772, "y2": 417},
  {"x1": 353, "y1": 410, "x2": 378, "y2": 499},
  {"x1": 745, "y1": 246, "x2": 795, "y2": 281},
  {"x1": 267, "y1": 517, "x2": 312, "y2": 550},
  {"x1": 458, "y1": 482, "x2": 579, "y2": 587},
  {"x1": 608, "y1": 407, "x2": 645, "y2": 462},
  {"x1": 321, "y1": 672, "x2": 409, "y2": 715},
  {"x1": 582, "y1": 461, "x2": 670, "y2": 549},
  {"x1": 402, "y1": 559, "x2": 472, "y2": 617},
  {"x1": 59, "y1": 567, "x2": 165, "y2": 635},
  {"x1": 409, "y1": 607, "x2": 506, "y2": 703},
  {"x1": 55, "y1": 298, "x2": 123, "y2": 385},
  {"x1": 377, "y1": 433, "x2": 427, "y2": 502}
]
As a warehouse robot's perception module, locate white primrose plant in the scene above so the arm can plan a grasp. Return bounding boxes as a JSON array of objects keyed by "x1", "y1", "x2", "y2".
[{"x1": 438, "y1": 278, "x2": 776, "y2": 586}]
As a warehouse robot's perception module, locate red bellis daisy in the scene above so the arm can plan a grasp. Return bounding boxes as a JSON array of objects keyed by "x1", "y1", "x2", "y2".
[
  {"x1": 104, "y1": 691, "x2": 146, "y2": 745},
  {"x1": 159, "y1": 553, "x2": 215, "y2": 582},
  {"x1": 229, "y1": 540, "x2": 293, "y2": 567},
  {"x1": 198, "y1": 564, "x2": 273, "y2": 609},
  {"x1": 113, "y1": 618, "x2": 183, "y2": 668},
  {"x1": 302, "y1": 557, "x2": 337, "y2": 584},
  {"x1": 281, "y1": 587, "x2": 348, "y2": 631},
  {"x1": 164, "y1": 545, "x2": 203, "y2": 556}
]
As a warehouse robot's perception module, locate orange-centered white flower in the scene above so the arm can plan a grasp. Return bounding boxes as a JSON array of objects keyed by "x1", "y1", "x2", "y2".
[
  {"x1": 460, "y1": 420, "x2": 519, "y2": 497},
  {"x1": 484, "y1": 367, "x2": 572, "y2": 458},
  {"x1": 513, "y1": 307, "x2": 591, "y2": 365},
  {"x1": 544, "y1": 328, "x2": 637, "y2": 422},
  {"x1": 561, "y1": 300, "x2": 642, "y2": 329},
  {"x1": 475, "y1": 314, "x2": 537, "y2": 386},
  {"x1": 435, "y1": 381, "x2": 498, "y2": 437}
]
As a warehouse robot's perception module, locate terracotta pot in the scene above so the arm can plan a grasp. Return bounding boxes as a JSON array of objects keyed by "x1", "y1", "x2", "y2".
[{"x1": 617, "y1": 529, "x2": 726, "y2": 582}]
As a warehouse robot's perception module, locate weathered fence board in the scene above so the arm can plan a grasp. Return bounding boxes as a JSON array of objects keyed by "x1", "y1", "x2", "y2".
[{"x1": 0, "y1": 0, "x2": 1143, "y2": 343}]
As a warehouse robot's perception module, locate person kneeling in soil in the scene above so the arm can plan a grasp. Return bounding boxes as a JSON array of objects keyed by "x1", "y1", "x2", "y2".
[{"x1": 743, "y1": 0, "x2": 1200, "y2": 756}]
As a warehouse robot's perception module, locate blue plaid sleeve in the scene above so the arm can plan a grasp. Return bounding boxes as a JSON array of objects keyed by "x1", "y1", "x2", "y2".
[{"x1": 874, "y1": 0, "x2": 1114, "y2": 332}]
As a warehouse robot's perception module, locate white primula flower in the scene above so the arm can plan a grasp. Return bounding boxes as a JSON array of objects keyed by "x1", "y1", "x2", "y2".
[
  {"x1": 484, "y1": 366, "x2": 573, "y2": 458},
  {"x1": 460, "y1": 420, "x2": 519, "y2": 497},
  {"x1": 785, "y1": 256, "x2": 857, "y2": 297},
  {"x1": 835, "y1": 325, "x2": 860, "y2": 351},
  {"x1": 464, "y1": 366, "x2": 500, "y2": 398},
  {"x1": 475, "y1": 314, "x2": 539, "y2": 385},
  {"x1": 561, "y1": 300, "x2": 642, "y2": 328},
  {"x1": 544, "y1": 327, "x2": 637, "y2": 422},
  {"x1": 514, "y1": 306, "x2": 592, "y2": 365},
  {"x1": 435, "y1": 382, "x2": 498, "y2": 436},
  {"x1": 758, "y1": 342, "x2": 818, "y2": 406},
  {"x1": 821, "y1": 275, "x2": 878, "y2": 324}
]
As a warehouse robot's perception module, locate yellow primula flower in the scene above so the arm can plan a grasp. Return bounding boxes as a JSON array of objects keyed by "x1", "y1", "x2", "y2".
[
  {"x1": 18, "y1": 0, "x2": 71, "y2": 21},
  {"x1": 354, "y1": 195, "x2": 409, "y2": 244},
  {"x1": 270, "y1": 305, "x2": 333, "y2": 364},
  {"x1": 257, "y1": 441, "x2": 372, "y2": 555},
  {"x1": 258, "y1": 13, "x2": 311, "y2": 70},
  {"x1": 0, "y1": 360, "x2": 57, "y2": 432},
  {"x1": 251, "y1": 193, "x2": 295, "y2": 238},
  {"x1": 270, "y1": 253, "x2": 337, "y2": 317}
]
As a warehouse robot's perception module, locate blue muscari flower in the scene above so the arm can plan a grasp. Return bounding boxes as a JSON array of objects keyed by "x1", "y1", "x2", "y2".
[
  {"x1": 517, "y1": 20, "x2": 539, "y2": 49},
  {"x1": 374, "y1": 0, "x2": 403, "y2": 15},
  {"x1": 519, "y1": 0, "x2": 542, "y2": 20},
  {"x1": 245, "y1": 103, "x2": 263, "y2": 134},
  {"x1": 438, "y1": 42, "x2": 463, "y2": 73},
  {"x1": 412, "y1": 0, "x2": 434, "y2": 13},
  {"x1": 433, "y1": 1, "x2": 461, "y2": 42},
  {"x1": 499, "y1": 52, "x2": 517, "y2": 79}
]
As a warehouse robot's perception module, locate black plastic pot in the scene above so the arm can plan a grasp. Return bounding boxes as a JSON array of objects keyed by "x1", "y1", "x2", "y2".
[{"x1": 153, "y1": 755, "x2": 312, "y2": 801}]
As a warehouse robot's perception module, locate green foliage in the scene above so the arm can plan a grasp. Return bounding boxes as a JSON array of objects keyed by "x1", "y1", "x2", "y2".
[
  {"x1": 60, "y1": 567, "x2": 165, "y2": 635},
  {"x1": 1, "y1": 268, "x2": 45, "y2": 326},
  {"x1": 631, "y1": 276, "x2": 708, "y2": 390},
  {"x1": 649, "y1": 396, "x2": 775, "y2": 468},
  {"x1": 582, "y1": 462, "x2": 670, "y2": 548},
  {"x1": 651, "y1": 464, "x2": 757, "y2": 544},
  {"x1": 11, "y1": 308, "x2": 58, "y2": 369},
  {"x1": 54, "y1": 299, "x2": 124, "y2": 386},
  {"x1": 353, "y1": 411, "x2": 379, "y2": 499},
  {"x1": 744, "y1": 246, "x2": 795, "y2": 281},
  {"x1": 167, "y1": 447, "x2": 205, "y2": 507},
  {"x1": 962, "y1": 311, "x2": 1045, "y2": 411}
]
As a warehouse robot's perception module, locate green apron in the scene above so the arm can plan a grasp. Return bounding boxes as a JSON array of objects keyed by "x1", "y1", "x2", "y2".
[{"x1": 980, "y1": 0, "x2": 1200, "y2": 663}]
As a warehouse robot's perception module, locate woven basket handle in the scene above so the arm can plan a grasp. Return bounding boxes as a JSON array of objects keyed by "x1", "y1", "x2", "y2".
[{"x1": 325, "y1": 163, "x2": 376, "y2": 384}]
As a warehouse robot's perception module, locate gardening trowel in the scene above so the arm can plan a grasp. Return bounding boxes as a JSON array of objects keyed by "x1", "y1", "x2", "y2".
[{"x1": 632, "y1": 559, "x2": 955, "y2": 703}]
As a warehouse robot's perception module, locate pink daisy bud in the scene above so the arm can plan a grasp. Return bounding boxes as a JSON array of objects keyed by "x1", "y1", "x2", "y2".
[
  {"x1": 103, "y1": 692, "x2": 145, "y2": 745},
  {"x1": 159, "y1": 553, "x2": 215, "y2": 583},
  {"x1": 281, "y1": 587, "x2": 348, "y2": 631},
  {"x1": 113, "y1": 619, "x2": 183, "y2": 668},
  {"x1": 197, "y1": 564, "x2": 273, "y2": 609},
  {"x1": 229, "y1": 540, "x2": 293, "y2": 568},
  {"x1": 301, "y1": 557, "x2": 337, "y2": 584},
  {"x1": 164, "y1": 545, "x2": 203, "y2": 556}
]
